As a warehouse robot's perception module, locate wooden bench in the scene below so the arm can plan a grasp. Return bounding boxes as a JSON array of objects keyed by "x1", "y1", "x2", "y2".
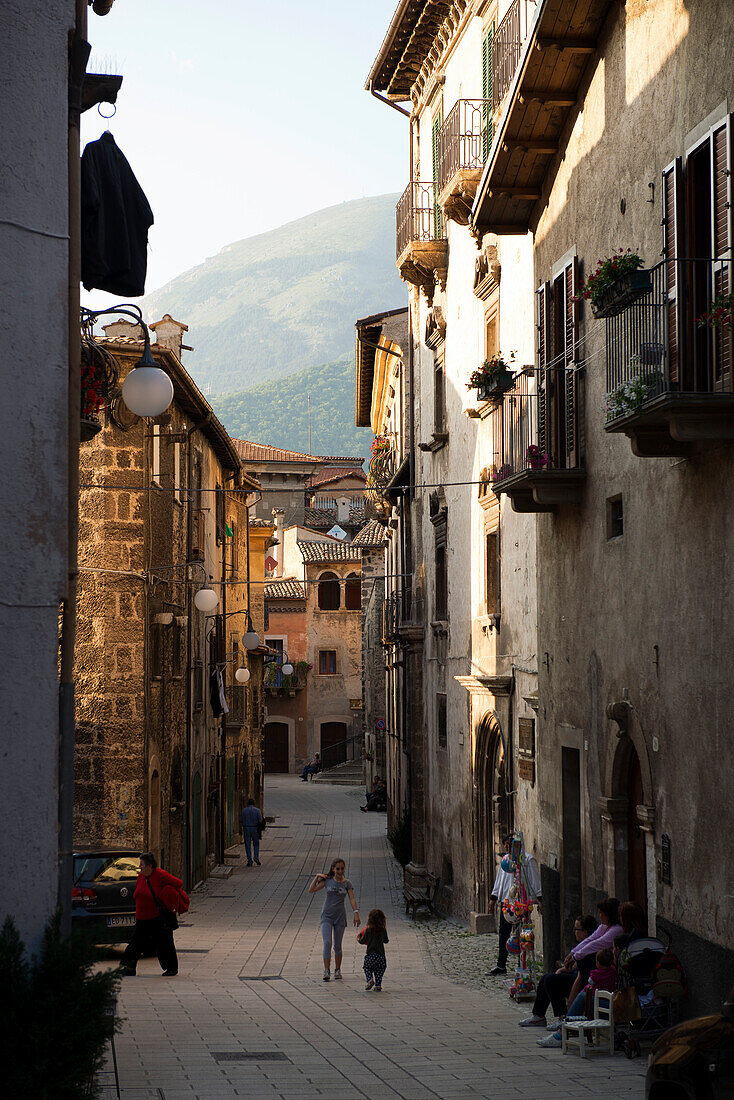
[{"x1": 403, "y1": 872, "x2": 439, "y2": 919}]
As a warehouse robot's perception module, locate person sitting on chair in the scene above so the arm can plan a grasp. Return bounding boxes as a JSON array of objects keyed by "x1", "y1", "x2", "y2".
[
  {"x1": 301, "y1": 752, "x2": 321, "y2": 781},
  {"x1": 360, "y1": 777, "x2": 387, "y2": 812}
]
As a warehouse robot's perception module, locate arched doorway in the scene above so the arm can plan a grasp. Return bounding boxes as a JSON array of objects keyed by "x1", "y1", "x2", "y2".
[
  {"x1": 264, "y1": 721, "x2": 289, "y2": 773},
  {"x1": 612, "y1": 739, "x2": 648, "y2": 908},
  {"x1": 474, "y1": 712, "x2": 512, "y2": 912},
  {"x1": 321, "y1": 721, "x2": 348, "y2": 769}
]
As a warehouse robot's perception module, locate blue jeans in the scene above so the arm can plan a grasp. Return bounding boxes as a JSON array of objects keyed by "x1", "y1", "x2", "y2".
[
  {"x1": 243, "y1": 827, "x2": 260, "y2": 863},
  {"x1": 567, "y1": 989, "x2": 589, "y2": 1018}
]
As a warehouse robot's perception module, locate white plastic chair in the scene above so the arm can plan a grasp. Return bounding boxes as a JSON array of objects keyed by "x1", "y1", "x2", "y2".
[{"x1": 561, "y1": 989, "x2": 614, "y2": 1058}]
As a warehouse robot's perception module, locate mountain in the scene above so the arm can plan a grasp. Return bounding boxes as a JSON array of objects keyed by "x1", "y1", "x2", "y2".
[
  {"x1": 143, "y1": 194, "x2": 405, "y2": 397},
  {"x1": 214, "y1": 356, "x2": 372, "y2": 461}
]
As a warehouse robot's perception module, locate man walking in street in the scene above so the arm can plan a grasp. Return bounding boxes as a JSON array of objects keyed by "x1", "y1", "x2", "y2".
[
  {"x1": 239, "y1": 798, "x2": 265, "y2": 866},
  {"x1": 488, "y1": 834, "x2": 542, "y2": 976}
]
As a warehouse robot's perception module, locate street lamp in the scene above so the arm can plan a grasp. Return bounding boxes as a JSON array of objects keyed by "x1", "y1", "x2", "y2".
[
  {"x1": 243, "y1": 612, "x2": 260, "y2": 650},
  {"x1": 282, "y1": 661, "x2": 294, "y2": 676},
  {"x1": 80, "y1": 303, "x2": 173, "y2": 419},
  {"x1": 194, "y1": 587, "x2": 219, "y2": 613},
  {"x1": 235, "y1": 666, "x2": 251, "y2": 684}
]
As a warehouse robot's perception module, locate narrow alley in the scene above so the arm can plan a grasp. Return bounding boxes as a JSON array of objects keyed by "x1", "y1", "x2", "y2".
[{"x1": 101, "y1": 778, "x2": 646, "y2": 1100}]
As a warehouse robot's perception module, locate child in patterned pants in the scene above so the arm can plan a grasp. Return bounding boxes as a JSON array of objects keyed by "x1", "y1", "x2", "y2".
[{"x1": 357, "y1": 908, "x2": 389, "y2": 992}]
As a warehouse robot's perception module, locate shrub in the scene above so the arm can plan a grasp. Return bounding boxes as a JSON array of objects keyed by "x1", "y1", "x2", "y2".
[
  {"x1": 0, "y1": 913, "x2": 118, "y2": 1098},
  {"x1": 388, "y1": 811, "x2": 412, "y2": 867}
]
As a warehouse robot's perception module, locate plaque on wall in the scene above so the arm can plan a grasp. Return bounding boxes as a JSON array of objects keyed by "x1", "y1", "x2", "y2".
[
  {"x1": 518, "y1": 717, "x2": 535, "y2": 756},
  {"x1": 349, "y1": 698, "x2": 363, "y2": 710},
  {"x1": 518, "y1": 757, "x2": 535, "y2": 782}
]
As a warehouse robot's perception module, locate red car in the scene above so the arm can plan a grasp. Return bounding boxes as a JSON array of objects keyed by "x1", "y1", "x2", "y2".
[{"x1": 72, "y1": 848, "x2": 142, "y2": 943}]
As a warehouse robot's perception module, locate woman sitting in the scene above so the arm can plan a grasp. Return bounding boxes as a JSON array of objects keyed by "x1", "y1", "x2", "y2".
[{"x1": 519, "y1": 914, "x2": 597, "y2": 1030}]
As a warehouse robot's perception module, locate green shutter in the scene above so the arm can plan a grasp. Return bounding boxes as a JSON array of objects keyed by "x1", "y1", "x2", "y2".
[
  {"x1": 482, "y1": 24, "x2": 494, "y2": 161},
  {"x1": 432, "y1": 111, "x2": 443, "y2": 238}
]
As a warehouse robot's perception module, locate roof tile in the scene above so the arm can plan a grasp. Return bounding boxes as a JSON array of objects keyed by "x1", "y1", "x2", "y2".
[{"x1": 297, "y1": 540, "x2": 362, "y2": 563}]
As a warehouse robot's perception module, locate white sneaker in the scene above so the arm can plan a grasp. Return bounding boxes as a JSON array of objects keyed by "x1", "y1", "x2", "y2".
[
  {"x1": 547, "y1": 1018, "x2": 563, "y2": 1031},
  {"x1": 519, "y1": 1015, "x2": 546, "y2": 1027},
  {"x1": 334, "y1": 968, "x2": 342, "y2": 980},
  {"x1": 537, "y1": 1032, "x2": 562, "y2": 1048}
]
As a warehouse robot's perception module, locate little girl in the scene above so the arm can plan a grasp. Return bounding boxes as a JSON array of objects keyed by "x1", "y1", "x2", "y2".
[{"x1": 357, "y1": 909, "x2": 389, "y2": 992}]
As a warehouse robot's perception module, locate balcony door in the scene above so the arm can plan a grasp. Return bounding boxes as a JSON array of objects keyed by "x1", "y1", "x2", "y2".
[{"x1": 537, "y1": 260, "x2": 579, "y2": 470}]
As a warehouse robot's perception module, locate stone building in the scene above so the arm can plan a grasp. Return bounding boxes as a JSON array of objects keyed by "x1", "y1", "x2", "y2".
[
  {"x1": 74, "y1": 320, "x2": 267, "y2": 887},
  {"x1": 353, "y1": 521, "x2": 390, "y2": 786},
  {"x1": 263, "y1": 575, "x2": 309, "y2": 774},
  {"x1": 470, "y1": 0, "x2": 734, "y2": 1013},
  {"x1": 364, "y1": 0, "x2": 539, "y2": 922}
]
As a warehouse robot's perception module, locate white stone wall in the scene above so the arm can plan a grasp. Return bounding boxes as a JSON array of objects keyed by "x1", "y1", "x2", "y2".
[{"x1": 0, "y1": 2, "x2": 75, "y2": 950}]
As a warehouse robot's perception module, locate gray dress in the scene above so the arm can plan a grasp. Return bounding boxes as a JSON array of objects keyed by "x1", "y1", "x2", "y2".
[{"x1": 320, "y1": 878, "x2": 353, "y2": 927}]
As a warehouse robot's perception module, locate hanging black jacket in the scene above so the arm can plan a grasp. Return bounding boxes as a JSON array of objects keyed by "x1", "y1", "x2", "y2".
[{"x1": 81, "y1": 132, "x2": 154, "y2": 296}]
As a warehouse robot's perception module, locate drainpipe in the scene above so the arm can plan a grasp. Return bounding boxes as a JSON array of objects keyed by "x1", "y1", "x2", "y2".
[{"x1": 58, "y1": 0, "x2": 89, "y2": 935}]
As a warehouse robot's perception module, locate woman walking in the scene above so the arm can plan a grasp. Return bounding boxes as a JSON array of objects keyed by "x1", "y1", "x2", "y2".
[
  {"x1": 308, "y1": 858, "x2": 360, "y2": 982},
  {"x1": 357, "y1": 908, "x2": 389, "y2": 992},
  {"x1": 120, "y1": 853, "x2": 185, "y2": 977}
]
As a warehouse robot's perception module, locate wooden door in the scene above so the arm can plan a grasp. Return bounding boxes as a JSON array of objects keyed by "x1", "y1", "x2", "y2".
[
  {"x1": 264, "y1": 722, "x2": 289, "y2": 773},
  {"x1": 320, "y1": 721, "x2": 348, "y2": 769}
]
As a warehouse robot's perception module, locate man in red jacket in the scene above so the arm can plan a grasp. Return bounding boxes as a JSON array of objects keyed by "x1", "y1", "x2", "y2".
[{"x1": 120, "y1": 853, "x2": 183, "y2": 977}]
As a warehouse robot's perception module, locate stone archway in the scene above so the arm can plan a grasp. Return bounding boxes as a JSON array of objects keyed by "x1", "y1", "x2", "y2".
[
  {"x1": 602, "y1": 705, "x2": 656, "y2": 925},
  {"x1": 474, "y1": 711, "x2": 512, "y2": 913}
]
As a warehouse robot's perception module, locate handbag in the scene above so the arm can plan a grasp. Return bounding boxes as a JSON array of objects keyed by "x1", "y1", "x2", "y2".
[
  {"x1": 613, "y1": 986, "x2": 641, "y2": 1022},
  {"x1": 145, "y1": 876, "x2": 179, "y2": 931}
]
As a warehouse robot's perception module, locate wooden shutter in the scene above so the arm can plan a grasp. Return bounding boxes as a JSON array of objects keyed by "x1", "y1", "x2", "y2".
[
  {"x1": 482, "y1": 24, "x2": 494, "y2": 160},
  {"x1": 712, "y1": 117, "x2": 732, "y2": 391},
  {"x1": 431, "y1": 112, "x2": 442, "y2": 238},
  {"x1": 563, "y1": 258, "x2": 579, "y2": 467},
  {"x1": 662, "y1": 158, "x2": 683, "y2": 385},
  {"x1": 536, "y1": 282, "x2": 551, "y2": 460}
]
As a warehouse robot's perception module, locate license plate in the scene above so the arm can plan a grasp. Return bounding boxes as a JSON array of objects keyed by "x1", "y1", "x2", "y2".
[{"x1": 107, "y1": 915, "x2": 135, "y2": 927}]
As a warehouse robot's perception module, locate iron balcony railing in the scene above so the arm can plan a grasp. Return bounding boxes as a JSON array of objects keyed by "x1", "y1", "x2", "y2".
[
  {"x1": 605, "y1": 257, "x2": 733, "y2": 420},
  {"x1": 492, "y1": 0, "x2": 535, "y2": 112},
  {"x1": 382, "y1": 590, "x2": 401, "y2": 645},
  {"x1": 436, "y1": 100, "x2": 492, "y2": 192},
  {"x1": 489, "y1": 368, "x2": 579, "y2": 484},
  {"x1": 396, "y1": 181, "x2": 445, "y2": 258},
  {"x1": 263, "y1": 659, "x2": 306, "y2": 693},
  {"x1": 227, "y1": 684, "x2": 245, "y2": 724}
]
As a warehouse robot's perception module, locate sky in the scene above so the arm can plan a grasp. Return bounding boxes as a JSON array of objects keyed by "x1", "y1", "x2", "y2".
[{"x1": 82, "y1": 0, "x2": 407, "y2": 298}]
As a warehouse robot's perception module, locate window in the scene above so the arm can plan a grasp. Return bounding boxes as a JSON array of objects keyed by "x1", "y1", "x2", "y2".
[
  {"x1": 481, "y1": 22, "x2": 494, "y2": 158},
  {"x1": 345, "y1": 573, "x2": 361, "y2": 611},
  {"x1": 536, "y1": 254, "x2": 580, "y2": 470},
  {"x1": 485, "y1": 307, "x2": 499, "y2": 361},
  {"x1": 485, "y1": 530, "x2": 500, "y2": 616},
  {"x1": 174, "y1": 442, "x2": 182, "y2": 504},
  {"x1": 317, "y1": 571, "x2": 340, "y2": 611},
  {"x1": 434, "y1": 349, "x2": 446, "y2": 434},
  {"x1": 435, "y1": 545, "x2": 447, "y2": 620},
  {"x1": 319, "y1": 650, "x2": 337, "y2": 675},
  {"x1": 215, "y1": 483, "x2": 225, "y2": 544},
  {"x1": 431, "y1": 105, "x2": 443, "y2": 239},
  {"x1": 606, "y1": 495, "x2": 624, "y2": 539},
  {"x1": 151, "y1": 424, "x2": 161, "y2": 486},
  {"x1": 151, "y1": 622, "x2": 163, "y2": 679},
  {"x1": 437, "y1": 692, "x2": 447, "y2": 748},
  {"x1": 193, "y1": 660, "x2": 204, "y2": 710}
]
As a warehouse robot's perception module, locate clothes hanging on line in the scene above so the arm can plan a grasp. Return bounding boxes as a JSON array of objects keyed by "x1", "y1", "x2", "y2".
[
  {"x1": 209, "y1": 668, "x2": 229, "y2": 718},
  {"x1": 81, "y1": 131, "x2": 154, "y2": 296}
]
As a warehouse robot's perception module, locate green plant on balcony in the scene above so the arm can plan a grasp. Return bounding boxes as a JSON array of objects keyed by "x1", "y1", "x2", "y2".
[
  {"x1": 605, "y1": 359, "x2": 664, "y2": 420},
  {"x1": 467, "y1": 352, "x2": 516, "y2": 400},
  {"x1": 576, "y1": 248, "x2": 650, "y2": 318},
  {"x1": 696, "y1": 290, "x2": 734, "y2": 328}
]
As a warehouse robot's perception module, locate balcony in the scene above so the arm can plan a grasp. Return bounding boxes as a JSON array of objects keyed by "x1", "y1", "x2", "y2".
[
  {"x1": 226, "y1": 684, "x2": 245, "y2": 726},
  {"x1": 437, "y1": 100, "x2": 491, "y2": 225},
  {"x1": 489, "y1": 370, "x2": 585, "y2": 512},
  {"x1": 263, "y1": 659, "x2": 306, "y2": 696},
  {"x1": 395, "y1": 182, "x2": 447, "y2": 298},
  {"x1": 605, "y1": 258, "x2": 734, "y2": 456},
  {"x1": 492, "y1": 0, "x2": 532, "y2": 112},
  {"x1": 382, "y1": 591, "x2": 401, "y2": 645}
]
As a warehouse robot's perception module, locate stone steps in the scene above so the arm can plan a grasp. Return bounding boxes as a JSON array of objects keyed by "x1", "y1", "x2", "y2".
[{"x1": 311, "y1": 760, "x2": 364, "y2": 786}]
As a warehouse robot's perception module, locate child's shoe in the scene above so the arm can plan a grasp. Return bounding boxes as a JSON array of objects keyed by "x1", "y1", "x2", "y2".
[
  {"x1": 374, "y1": 985, "x2": 382, "y2": 992},
  {"x1": 334, "y1": 968, "x2": 342, "y2": 980},
  {"x1": 365, "y1": 979, "x2": 374, "y2": 991}
]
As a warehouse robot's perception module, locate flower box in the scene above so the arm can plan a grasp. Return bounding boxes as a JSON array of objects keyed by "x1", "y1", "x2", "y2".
[
  {"x1": 475, "y1": 366, "x2": 515, "y2": 401},
  {"x1": 590, "y1": 269, "x2": 653, "y2": 318}
]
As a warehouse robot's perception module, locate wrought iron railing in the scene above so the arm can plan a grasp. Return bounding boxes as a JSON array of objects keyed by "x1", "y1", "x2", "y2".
[
  {"x1": 227, "y1": 684, "x2": 245, "y2": 723},
  {"x1": 492, "y1": 0, "x2": 535, "y2": 111},
  {"x1": 382, "y1": 591, "x2": 401, "y2": 644},
  {"x1": 321, "y1": 734, "x2": 363, "y2": 772},
  {"x1": 437, "y1": 100, "x2": 491, "y2": 192},
  {"x1": 605, "y1": 257, "x2": 733, "y2": 420},
  {"x1": 489, "y1": 368, "x2": 579, "y2": 484},
  {"x1": 396, "y1": 182, "x2": 445, "y2": 258},
  {"x1": 263, "y1": 659, "x2": 306, "y2": 693}
]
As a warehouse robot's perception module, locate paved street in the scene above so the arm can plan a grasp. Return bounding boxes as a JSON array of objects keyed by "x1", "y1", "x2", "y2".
[{"x1": 101, "y1": 777, "x2": 646, "y2": 1099}]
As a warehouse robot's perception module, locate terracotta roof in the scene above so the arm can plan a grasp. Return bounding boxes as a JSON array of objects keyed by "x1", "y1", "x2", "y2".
[
  {"x1": 297, "y1": 540, "x2": 363, "y2": 564},
  {"x1": 352, "y1": 519, "x2": 388, "y2": 547},
  {"x1": 366, "y1": 0, "x2": 453, "y2": 100},
  {"x1": 233, "y1": 439, "x2": 323, "y2": 464},
  {"x1": 304, "y1": 508, "x2": 335, "y2": 528},
  {"x1": 264, "y1": 578, "x2": 306, "y2": 600},
  {"x1": 307, "y1": 466, "x2": 366, "y2": 489},
  {"x1": 249, "y1": 518, "x2": 273, "y2": 528}
]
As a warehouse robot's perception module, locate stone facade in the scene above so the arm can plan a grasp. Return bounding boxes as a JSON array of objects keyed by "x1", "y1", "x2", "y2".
[{"x1": 75, "y1": 330, "x2": 266, "y2": 887}]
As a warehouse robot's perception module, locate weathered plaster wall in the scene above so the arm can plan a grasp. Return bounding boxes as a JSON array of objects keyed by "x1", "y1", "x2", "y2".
[
  {"x1": 532, "y1": 0, "x2": 734, "y2": 1009},
  {"x1": 0, "y1": 1, "x2": 75, "y2": 950}
]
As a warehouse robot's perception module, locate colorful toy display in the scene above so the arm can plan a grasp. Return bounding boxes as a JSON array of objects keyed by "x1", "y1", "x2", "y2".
[{"x1": 503, "y1": 831, "x2": 538, "y2": 1002}]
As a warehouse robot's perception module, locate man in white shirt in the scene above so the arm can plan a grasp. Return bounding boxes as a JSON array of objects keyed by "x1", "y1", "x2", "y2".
[{"x1": 487, "y1": 834, "x2": 542, "y2": 975}]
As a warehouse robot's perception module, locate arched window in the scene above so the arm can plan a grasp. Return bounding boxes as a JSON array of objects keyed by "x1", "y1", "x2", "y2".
[
  {"x1": 317, "y1": 571, "x2": 340, "y2": 610},
  {"x1": 345, "y1": 572, "x2": 361, "y2": 611}
]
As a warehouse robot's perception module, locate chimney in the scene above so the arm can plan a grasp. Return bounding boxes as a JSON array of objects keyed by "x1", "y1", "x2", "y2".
[
  {"x1": 102, "y1": 319, "x2": 141, "y2": 341},
  {"x1": 336, "y1": 496, "x2": 351, "y2": 524},
  {"x1": 272, "y1": 508, "x2": 285, "y2": 578},
  {"x1": 149, "y1": 314, "x2": 192, "y2": 360}
]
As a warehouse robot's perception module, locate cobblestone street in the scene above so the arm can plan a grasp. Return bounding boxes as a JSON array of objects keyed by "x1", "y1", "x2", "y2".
[{"x1": 101, "y1": 777, "x2": 646, "y2": 1099}]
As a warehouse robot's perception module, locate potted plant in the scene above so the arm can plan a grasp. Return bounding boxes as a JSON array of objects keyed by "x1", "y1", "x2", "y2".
[
  {"x1": 467, "y1": 352, "x2": 516, "y2": 401},
  {"x1": 525, "y1": 444, "x2": 550, "y2": 471},
  {"x1": 605, "y1": 362, "x2": 663, "y2": 421},
  {"x1": 491, "y1": 463, "x2": 514, "y2": 483},
  {"x1": 80, "y1": 351, "x2": 105, "y2": 441},
  {"x1": 576, "y1": 248, "x2": 651, "y2": 318},
  {"x1": 696, "y1": 290, "x2": 734, "y2": 329}
]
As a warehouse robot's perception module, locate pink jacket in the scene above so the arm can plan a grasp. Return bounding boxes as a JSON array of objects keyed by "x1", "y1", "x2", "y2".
[{"x1": 572, "y1": 922, "x2": 623, "y2": 961}]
